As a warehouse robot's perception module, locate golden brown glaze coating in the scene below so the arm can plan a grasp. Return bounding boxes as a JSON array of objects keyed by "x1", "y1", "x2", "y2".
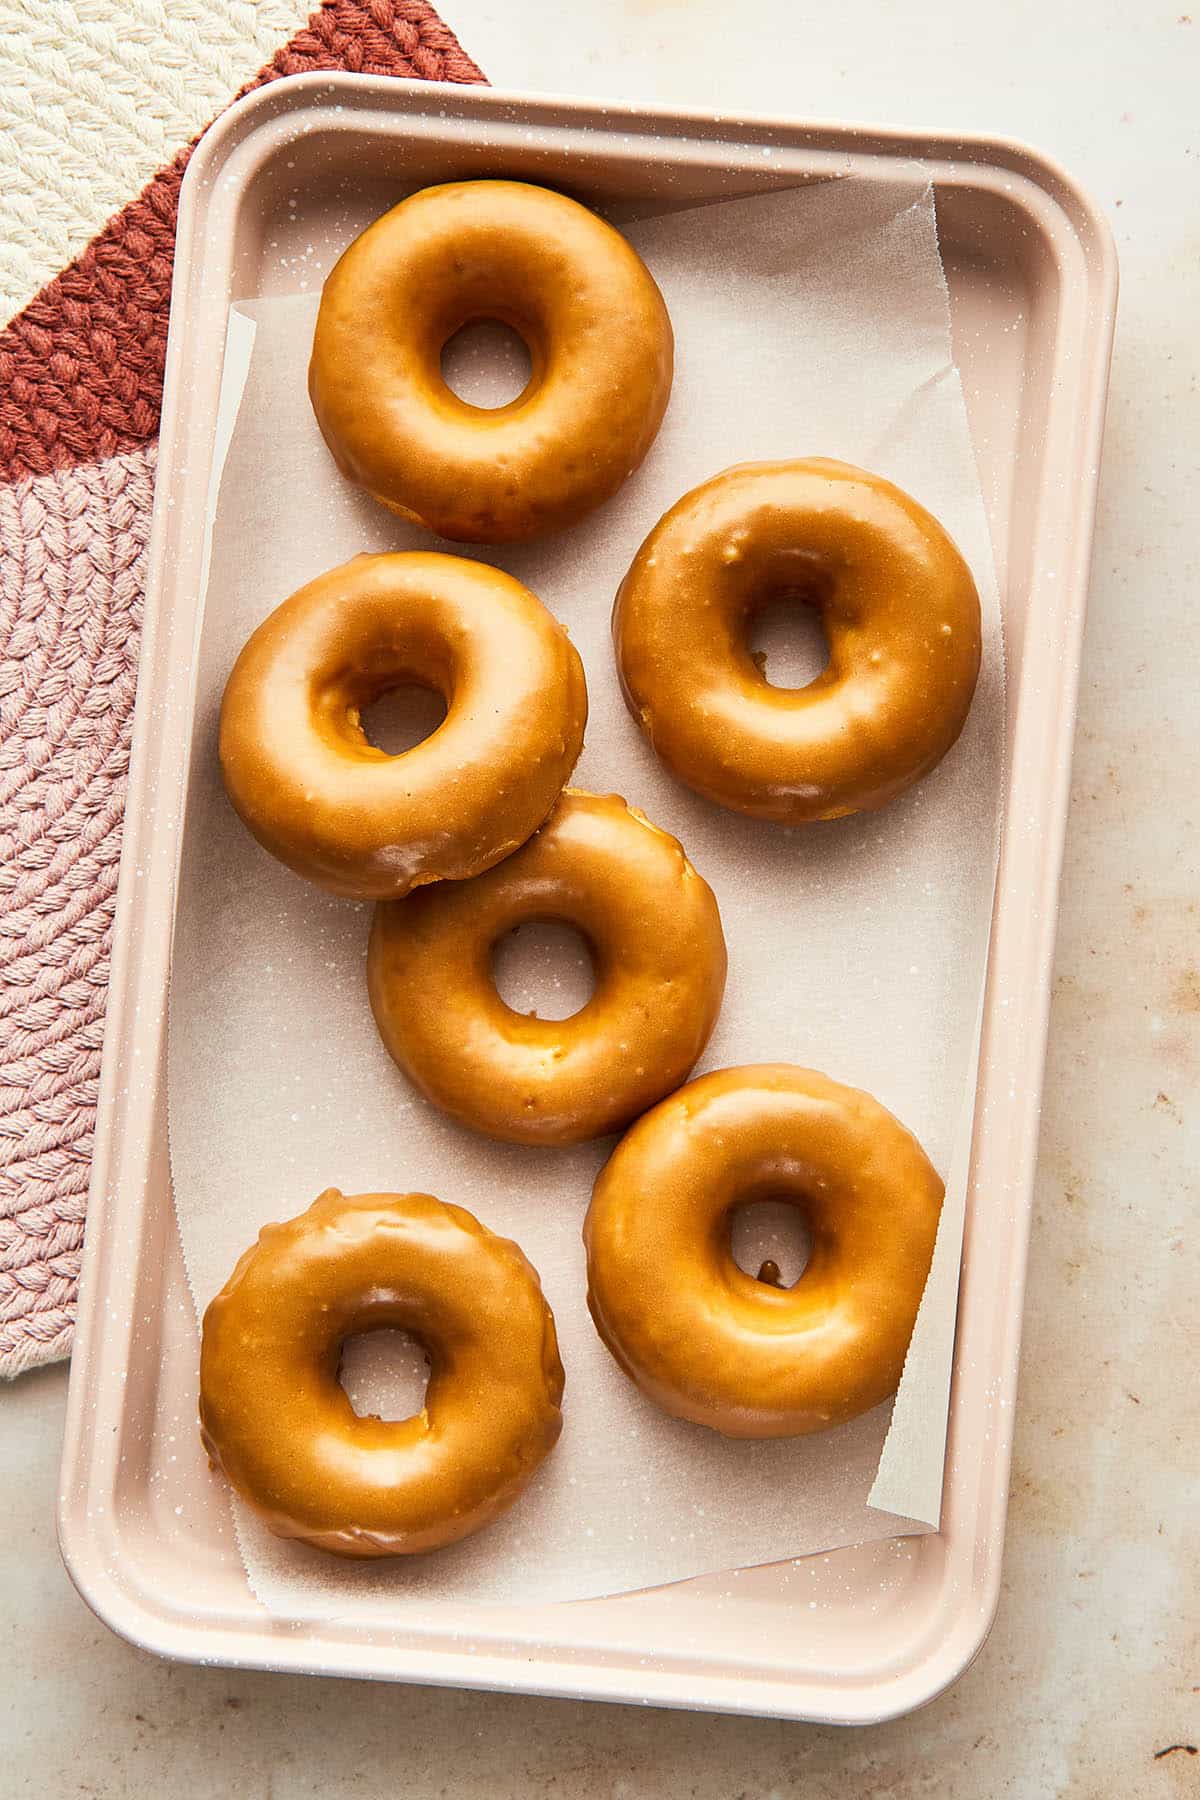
[
  {"x1": 367, "y1": 790, "x2": 727, "y2": 1146},
  {"x1": 584, "y1": 1065, "x2": 944, "y2": 1438},
  {"x1": 614, "y1": 459, "x2": 982, "y2": 822},
  {"x1": 219, "y1": 552, "x2": 587, "y2": 900},
  {"x1": 309, "y1": 180, "x2": 674, "y2": 543},
  {"x1": 199, "y1": 1189, "x2": 564, "y2": 1557}
]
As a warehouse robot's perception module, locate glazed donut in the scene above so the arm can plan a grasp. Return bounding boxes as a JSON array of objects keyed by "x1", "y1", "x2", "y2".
[
  {"x1": 199, "y1": 1189, "x2": 564, "y2": 1557},
  {"x1": 367, "y1": 790, "x2": 727, "y2": 1146},
  {"x1": 614, "y1": 459, "x2": 982, "y2": 822},
  {"x1": 219, "y1": 551, "x2": 586, "y2": 900},
  {"x1": 584, "y1": 1065, "x2": 943, "y2": 1437},
  {"x1": 309, "y1": 180, "x2": 674, "y2": 543}
]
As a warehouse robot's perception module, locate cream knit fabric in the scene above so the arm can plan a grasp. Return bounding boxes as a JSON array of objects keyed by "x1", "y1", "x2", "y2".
[{"x1": 0, "y1": 0, "x2": 312, "y2": 326}]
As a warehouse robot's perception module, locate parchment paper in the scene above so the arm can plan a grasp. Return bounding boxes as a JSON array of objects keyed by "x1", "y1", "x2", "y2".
[{"x1": 168, "y1": 173, "x2": 1005, "y2": 1613}]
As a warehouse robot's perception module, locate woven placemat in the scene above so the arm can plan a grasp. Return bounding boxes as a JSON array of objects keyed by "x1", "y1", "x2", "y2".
[{"x1": 0, "y1": 0, "x2": 484, "y2": 1377}]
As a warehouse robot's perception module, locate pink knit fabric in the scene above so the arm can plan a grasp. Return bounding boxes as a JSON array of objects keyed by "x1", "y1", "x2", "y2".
[{"x1": 0, "y1": 448, "x2": 153, "y2": 1373}]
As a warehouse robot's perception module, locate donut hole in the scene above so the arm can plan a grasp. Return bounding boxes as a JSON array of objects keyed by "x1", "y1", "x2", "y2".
[
  {"x1": 747, "y1": 586, "x2": 832, "y2": 690},
  {"x1": 440, "y1": 320, "x2": 533, "y2": 410},
  {"x1": 360, "y1": 684, "x2": 448, "y2": 754},
  {"x1": 729, "y1": 1197, "x2": 813, "y2": 1289},
  {"x1": 491, "y1": 920, "x2": 596, "y2": 1022},
  {"x1": 338, "y1": 1328, "x2": 430, "y2": 1422}
]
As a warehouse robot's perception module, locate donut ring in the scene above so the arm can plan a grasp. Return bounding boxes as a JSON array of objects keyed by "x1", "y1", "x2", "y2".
[
  {"x1": 584, "y1": 1065, "x2": 944, "y2": 1437},
  {"x1": 219, "y1": 552, "x2": 586, "y2": 900},
  {"x1": 614, "y1": 459, "x2": 982, "y2": 822},
  {"x1": 199, "y1": 1189, "x2": 564, "y2": 1557},
  {"x1": 367, "y1": 790, "x2": 727, "y2": 1146},
  {"x1": 309, "y1": 180, "x2": 674, "y2": 543}
]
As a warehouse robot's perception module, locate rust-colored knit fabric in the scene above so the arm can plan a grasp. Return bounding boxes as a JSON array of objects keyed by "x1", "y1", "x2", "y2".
[{"x1": 0, "y1": 0, "x2": 483, "y2": 484}]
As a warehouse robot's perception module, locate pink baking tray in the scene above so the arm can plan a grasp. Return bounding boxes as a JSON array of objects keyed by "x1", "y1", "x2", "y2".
[{"x1": 58, "y1": 75, "x2": 1116, "y2": 1724}]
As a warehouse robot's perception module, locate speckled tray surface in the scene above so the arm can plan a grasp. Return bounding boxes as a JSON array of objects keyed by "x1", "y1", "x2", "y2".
[{"x1": 59, "y1": 76, "x2": 1116, "y2": 1722}]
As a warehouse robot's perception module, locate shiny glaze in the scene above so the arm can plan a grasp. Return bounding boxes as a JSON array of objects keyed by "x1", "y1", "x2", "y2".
[
  {"x1": 367, "y1": 790, "x2": 727, "y2": 1147},
  {"x1": 199, "y1": 1189, "x2": 564, "y2": 1557},
  {"x1": 219, "y1": 551, "x2": 586, "y2": 900},
  {"x1": 614, "y1": 459, "x2": 982, "y2": 822},
  {"x1": 309, "y1": 180, "x2": 674, "y2": 543},
  {"x1": 584, "y1": 1065, "x2": 944, "y2": 1438}
]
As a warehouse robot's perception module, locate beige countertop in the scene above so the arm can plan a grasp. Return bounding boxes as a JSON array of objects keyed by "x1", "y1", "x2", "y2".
[{"x1": 3, "y1": 0, "x2": 1197, "y2": 1793}]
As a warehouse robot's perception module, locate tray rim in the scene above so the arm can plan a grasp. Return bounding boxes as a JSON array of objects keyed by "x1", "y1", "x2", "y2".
[{"x1": 57, "y1": 71, "x2": 1118, "y2": 1726}]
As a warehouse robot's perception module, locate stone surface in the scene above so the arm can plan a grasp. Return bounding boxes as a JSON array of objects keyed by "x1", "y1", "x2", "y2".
[{"x1": 2, "y1": 0, "x2": 1198, "y2": 1793}]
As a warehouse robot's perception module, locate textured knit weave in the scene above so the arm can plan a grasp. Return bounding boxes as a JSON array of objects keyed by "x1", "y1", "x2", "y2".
[
  {"x1": 0, "y1": 0, "x2": 484, "y2": 1376},
  {"x1": 0, "y1": 0, "x2": 484, "y2": 481},
  {"x1": 0, "y1": 0, "x2": 313, "y2": 326},
  {"x1": 0, "y1": 446, "x2": 154, "y2": 1372}
]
